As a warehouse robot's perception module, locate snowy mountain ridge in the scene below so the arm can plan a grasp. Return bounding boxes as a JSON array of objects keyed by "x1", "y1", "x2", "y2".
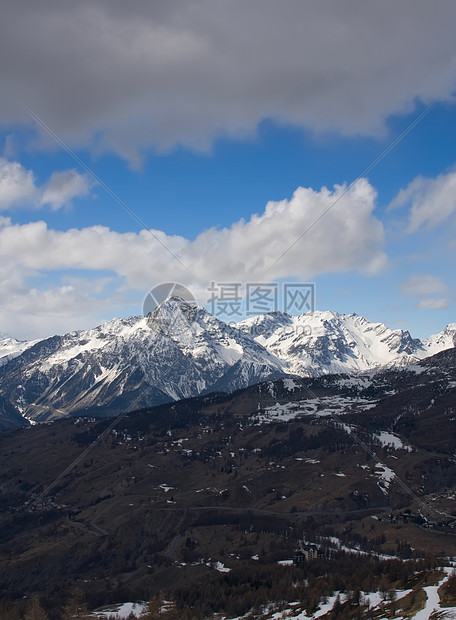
[
  {"x1": 238, "y1": 310, "x2": 455, "y2": 375},
  {"x1": 0, "y1": 298, "x2": 454, "y2": 426}
]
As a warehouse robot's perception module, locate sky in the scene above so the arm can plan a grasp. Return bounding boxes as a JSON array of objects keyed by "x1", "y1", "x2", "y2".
[{"x1": 0, "y1": 0, "x2": 455, "y2": 341}]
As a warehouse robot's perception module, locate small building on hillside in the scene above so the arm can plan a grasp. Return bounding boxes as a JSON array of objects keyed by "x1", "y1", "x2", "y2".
[{"x1": 293, "y1": 543, "x2": 319, "y2": 565}]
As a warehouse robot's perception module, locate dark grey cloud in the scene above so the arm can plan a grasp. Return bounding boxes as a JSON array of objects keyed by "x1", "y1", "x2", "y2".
[{"x1": 1, "y1": 0, "x2": 455, "y2": 160}]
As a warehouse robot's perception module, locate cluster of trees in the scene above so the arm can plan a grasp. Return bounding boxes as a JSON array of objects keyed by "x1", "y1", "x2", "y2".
[
  {"x1": 0, "y1": 553, "x2": 442, "y2": 619},
  {"x1": 0, "y1": 590, "x2": 91, "y2": 620},
  {"x1": 170, "y1": 553, "x2": 438, "y2": 618}
]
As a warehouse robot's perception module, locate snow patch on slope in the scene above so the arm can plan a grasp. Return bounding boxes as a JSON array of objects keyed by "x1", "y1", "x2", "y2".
[
  {"x1": 374, "y1": 431, "x2": 412, "y2": 452},
  {"x1": 375, "y1": 462, "x2": 396, "y2": 494}
]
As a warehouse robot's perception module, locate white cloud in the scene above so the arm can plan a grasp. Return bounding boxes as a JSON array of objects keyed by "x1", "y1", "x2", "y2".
[
  {"x1": 41, "y1": 170, "x2": 90, "y2": 209},
  {"x1": 391, "y1": 169, "x2": 456, "y2": 232},
  {"x1": 417, "y1": 297, "x2": 450, "y2": 310},
  {"x1": 0, "y1": 158, "x2": 89, "y2": 211},
  {"x1": 0, "y1": 158, "x2": 38, "y2": 208},
  {"x1": 1, "y1": 1, "x2": 456, "y2": 160},
  {"x1": 0, "y1": 179, "x2": 386, "y2": 338},
  {"x1": 188, "y1": 179, "x2": 386, "y2": 282},
  {"x1": 401, "y1": 274, "x2": 447, "y2": 296}
]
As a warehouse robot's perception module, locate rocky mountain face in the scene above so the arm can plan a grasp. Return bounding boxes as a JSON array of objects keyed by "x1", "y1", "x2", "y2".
[{"x1": 0, "y1": 298, "x2": 454, "y2": 427}]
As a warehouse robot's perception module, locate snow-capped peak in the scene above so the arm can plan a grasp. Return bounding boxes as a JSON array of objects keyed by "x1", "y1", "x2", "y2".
[
  {"x1": 422, "y1": 323, "x2": 456, "y2": 356},
  {"x1": 0, "y1": 336, "x2": 39, "y2": 366}
]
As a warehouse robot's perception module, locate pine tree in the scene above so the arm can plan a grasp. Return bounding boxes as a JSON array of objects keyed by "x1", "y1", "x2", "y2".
[
  {"x1": 61, "y1": 590, "x2": 90, "y2": 619},
  {"x1": 145, "y1": 595, "x2": 163, "y2": 618},
  {"x1": 330, "y1": 593, "x2": 342, "y2": 618},
  {"x1": 388, "y1": 588, "x2": 397, "y2": 614},
  {"x1": 22, "y1": 597, "x2": 49, "y2": 620}
]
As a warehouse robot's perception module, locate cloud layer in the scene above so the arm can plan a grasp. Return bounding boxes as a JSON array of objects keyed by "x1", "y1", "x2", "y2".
[
  {"x1": 1, "y1": 0, "x2": 456, "y2": 160},
  {"x1": 0, "y1": 179, "x2": 385, "y2": 338}
]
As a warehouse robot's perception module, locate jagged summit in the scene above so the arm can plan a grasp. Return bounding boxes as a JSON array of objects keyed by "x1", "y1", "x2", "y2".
[
  {"x1": 147, "y1": 295, "x2": 200, "y2": 338},
  {"x1": 150, "y1": 294, "x2": 196, "y2": 313}
]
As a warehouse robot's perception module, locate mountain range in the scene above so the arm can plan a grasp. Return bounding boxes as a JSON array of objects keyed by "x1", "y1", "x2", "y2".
[{"x1": 0, "y1": 297, "x2": 454, "y2": 428}]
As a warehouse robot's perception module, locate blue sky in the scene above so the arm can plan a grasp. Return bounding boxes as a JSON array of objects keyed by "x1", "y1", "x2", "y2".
[{"x1": 0, "y1": 1, "x2": 455, "y2": 340}]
